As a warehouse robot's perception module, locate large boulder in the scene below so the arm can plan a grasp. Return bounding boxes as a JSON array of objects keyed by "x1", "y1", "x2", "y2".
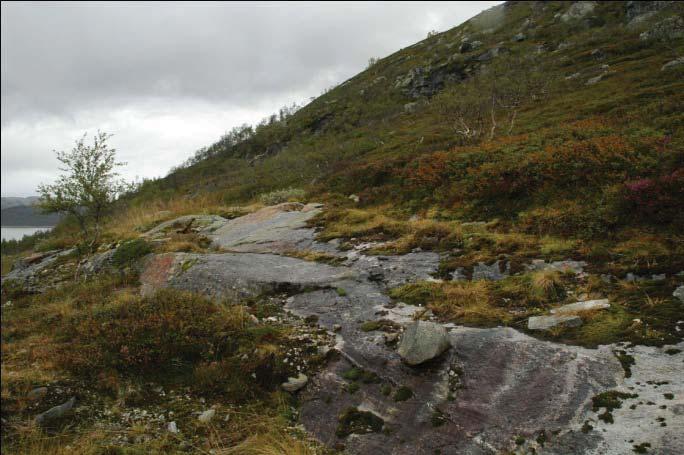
[
  {"x1": 674, "y1": 285, "x2": 684, "y2": 303},
  {"x1": 398, "y1": 321, "x2": 451, "y2": 365},
  {"x1": 282, "y1": 373, "x2": 308, "y2": 392}
]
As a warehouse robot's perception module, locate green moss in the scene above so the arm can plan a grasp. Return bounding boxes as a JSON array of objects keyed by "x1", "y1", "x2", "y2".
[
  {"x1": 359, "y1": 319, "x2": 400, "y2": 332},
  {"x1": 347, "y1": 382, "x2": 360, "y2": 394},
  {"x1": 393, "y1": 386, "x2": 413, "y2": 402},
  {"x1": 336, "y1": 407, "x2": 384, "y2": 438},
  {"x1": 336, "y1": 287, "x2": 347, "y2": 297},
  {"x1": 381, "y1": 384, "x2": 392, "y2": 396},
  {"x1": 111, "y1": 238, "x2": 152, "y2": 268},
  {"x1": 431, "y1": 410, "x2": 447, "y2": 427},
  {"x1": 342, "y1": 367, "x2": 380, "y2": 384},
  {"x1": 633, "y1": 442, "x2": 651, "y2": 453},
  {"x1": 592, "y1": 390, "x2": 638, "y2": 424},
  {"x1": 514, "y1": 435, "x2": 526, "y2": 446},
  {"x1": 614, "y1": 350, "x2": 636, "y2": 378}
]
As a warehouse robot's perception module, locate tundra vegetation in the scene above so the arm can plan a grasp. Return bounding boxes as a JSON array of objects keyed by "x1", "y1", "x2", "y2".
[{"x1": 2, "y1": 1, "x2": 684, "y2": 453}]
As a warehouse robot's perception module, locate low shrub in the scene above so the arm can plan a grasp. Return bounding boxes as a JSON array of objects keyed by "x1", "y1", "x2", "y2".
[
  {"x1": 258, "y1": 188, "x2": 306, "y2": 205},
  {"x1": 56, "y1": 289, "x2": 250, "y2": 377}
]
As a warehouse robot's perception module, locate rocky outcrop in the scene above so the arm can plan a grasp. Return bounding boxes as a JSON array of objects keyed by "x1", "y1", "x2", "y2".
[
  {"x1": 560, "y1": 2, "x2": 596, "y2": 23},
  {"x1": 1, "y1": 248, "x2": 76, "y2": 293},
  {"x1": 133, "y1": 204, "x2": 683, "y2": 454},
  {"x1": 397, "y1": 321, "x2": 450, "y2": 365},
  {"x1": 139, "y1": 252, "x2": 356, "y2": 300},
  {"x1": 640, "y1": 15, "x2": 684, "y2": 41},
  {"x1": 209, "y1": 202, "x2": 322, "y2": 253}
]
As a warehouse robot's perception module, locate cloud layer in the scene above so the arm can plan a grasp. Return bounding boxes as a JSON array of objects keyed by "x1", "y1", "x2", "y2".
[{"x1": 2, "y1": 1, "x2": 500, "y2": 196}]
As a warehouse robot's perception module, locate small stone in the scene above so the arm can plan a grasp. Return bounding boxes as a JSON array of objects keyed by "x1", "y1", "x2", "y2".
[
  {"x1": 348, "y1": 194, "x2": 360, "y2": 203},
  {"x1": 198, "y1": 409, "x2": 216, "y2": 423},
  {"x1": 167, "y1": 421, "x2": 179, "y2": 433},
  {"x1": 282, "y1": 373, "x2": 308, "y2": 392}
]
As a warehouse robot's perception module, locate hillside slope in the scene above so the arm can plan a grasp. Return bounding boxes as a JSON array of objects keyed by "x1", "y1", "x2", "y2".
[
  {"x1": 135, "y1": 1, "x2": 683, "y2": 225},
  {"x1": 2, "y1": 2, "x2": 684, "y2": 454}
]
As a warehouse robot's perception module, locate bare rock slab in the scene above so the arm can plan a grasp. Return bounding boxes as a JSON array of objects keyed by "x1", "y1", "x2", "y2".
[
  {"x1": 528, "y1": 314, "x2": 583, "y2": 330},
  {"x1": 209, "y1": 202, "x2": 322, "y2": 253},
  {"x1": 398, "y1": 321, "x2": 450, "y2": 365},
  {"x1": 139, "y1": 252, "x2": 356, "y2": 300}
]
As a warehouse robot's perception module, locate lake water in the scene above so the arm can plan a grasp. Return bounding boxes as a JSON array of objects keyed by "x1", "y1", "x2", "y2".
[{"x1": 1, "y1": 226, "x2": 52, "y2": 241}]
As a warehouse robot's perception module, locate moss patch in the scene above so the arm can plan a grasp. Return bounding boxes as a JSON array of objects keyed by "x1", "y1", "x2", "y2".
[{"x1": 336, "y1": 407, "x2": 384, "y2": 438}]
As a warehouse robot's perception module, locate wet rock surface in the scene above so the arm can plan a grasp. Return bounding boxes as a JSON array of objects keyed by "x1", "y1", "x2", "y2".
[{"x1": 135, "y1": 203, "x2": 684, "y2": 454}]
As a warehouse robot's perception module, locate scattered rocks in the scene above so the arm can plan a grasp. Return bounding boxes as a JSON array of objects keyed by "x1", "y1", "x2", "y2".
[
  {"x1": 282, "y1": 373, "x2": 308, "y2": 392},
  {"x1": 528, "y1": 314, "x2": 583, "y2": 331},
  {"x1": 35, "y1": 397, "x2": 76, "y2": 426},
  {"x1": 398, "y1": 321, "x2": 450, "y2": 365},
  {"x1": 550, "y1": 299, "x2": 610, "y2": 315}
]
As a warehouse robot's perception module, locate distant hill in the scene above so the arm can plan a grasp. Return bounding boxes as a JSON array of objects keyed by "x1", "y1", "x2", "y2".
[
  {"x1": 0, "y1": 198, "x2": 62, "y2": 226},
  {"x1": 1, "y1": 196, "x2": 40, "y2": 210}
]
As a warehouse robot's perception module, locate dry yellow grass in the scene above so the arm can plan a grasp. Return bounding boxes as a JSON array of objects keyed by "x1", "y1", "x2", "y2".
[
  {"x1": 218, "y1": 431, "x2": 318, "y2": 455},
  {"x1": 430, "y1": 281, "x2": 511, "y2": 325}
]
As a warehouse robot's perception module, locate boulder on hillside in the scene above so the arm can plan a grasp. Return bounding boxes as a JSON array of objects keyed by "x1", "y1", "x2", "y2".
[
  {"x1": 398, "y1": 321, "x2": 451, "y2": 365},
  {"x1": 560, "y1": 2, "x2": 596, "y2": 23}
]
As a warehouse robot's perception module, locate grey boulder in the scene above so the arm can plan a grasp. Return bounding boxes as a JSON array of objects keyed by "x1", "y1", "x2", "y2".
[
  {"x1": 398, "y1": 321, "x2": 451, "y2": 365},
  {"x1": 35, "y1": 397, "x2": 76, "y2": 426}
]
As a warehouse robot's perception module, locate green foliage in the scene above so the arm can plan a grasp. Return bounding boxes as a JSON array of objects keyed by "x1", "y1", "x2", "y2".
[
  {"x1": 111, "y1": 238, "x2": 152, "y2": 268},
  {"x1": 38, "y1": 131, "x2": 132, "y2": 249},
  {"x1": 393, "y1": 386, "x2": 413, "y2": 402},
  {"x1": 258, "y1": 188, "x2": 306, "y2": 205}
]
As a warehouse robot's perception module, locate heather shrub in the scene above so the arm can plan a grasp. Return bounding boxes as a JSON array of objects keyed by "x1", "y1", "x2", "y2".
[
  {"x1": 56, "y1": 289, "x2": 251, "y2": 377},
  {"x1": 621, "y1": 169, "x2": 684, "y2": 224}
]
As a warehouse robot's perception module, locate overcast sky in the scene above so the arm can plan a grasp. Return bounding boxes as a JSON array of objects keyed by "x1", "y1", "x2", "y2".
[{"x1": 1, "y1": 1, "x2": 501, "y2": 197}]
